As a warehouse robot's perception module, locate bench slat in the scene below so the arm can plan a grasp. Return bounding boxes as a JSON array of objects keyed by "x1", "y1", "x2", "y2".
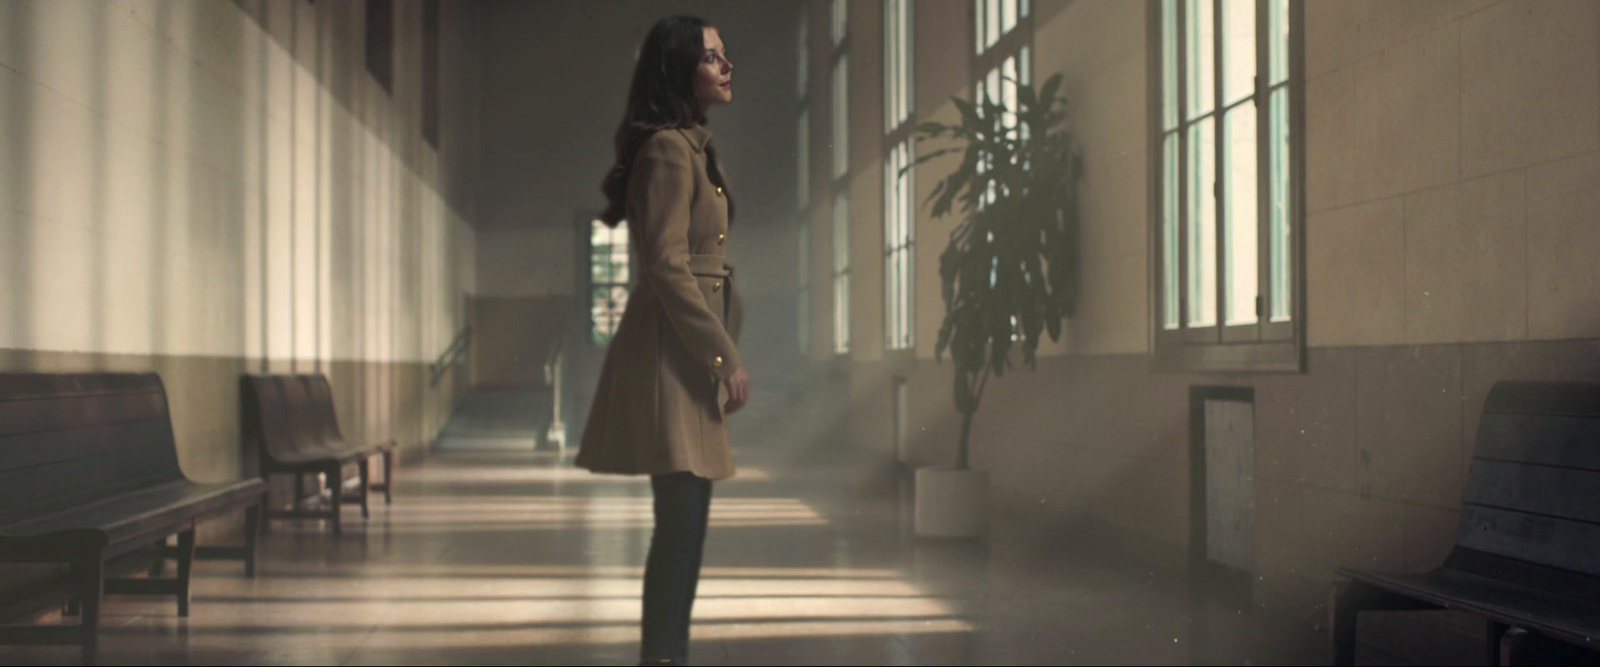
[
  {"x1": 0, "y1": 391, "x2": 167, "y2": 440},
  {"x1": 1474, "y1": 413, "x2": 1600, "y2": 472},
  {"x1": 0, "y1": 420, "x2": 174, "y2": 477},
  {"x1": 1464, "y1": 459, "x2": 1600, "y2": 525},
  {"x1": 1458, "y1": 505, "x2": 1600, "y2": 579}
]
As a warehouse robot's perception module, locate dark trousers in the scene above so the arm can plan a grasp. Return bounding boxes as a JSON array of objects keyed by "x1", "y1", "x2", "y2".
[{"x1": 640, "y1": 471, "x2": 713, "y2": 665}]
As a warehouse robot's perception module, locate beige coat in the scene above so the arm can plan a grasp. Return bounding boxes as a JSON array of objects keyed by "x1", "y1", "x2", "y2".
[{"x1": 576, "y1": 125, "x2": 745, "y2": 480}]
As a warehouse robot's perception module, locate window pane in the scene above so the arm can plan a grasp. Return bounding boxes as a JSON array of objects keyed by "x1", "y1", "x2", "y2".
[
  {"x1": 1222, "y1": 0, "x2": 1255, "y2": 105},
  {"x1": 1270, "y1": 87, "x2": 1291, "y2": 322},
  {"x1": 1001, "y1": 0, "x2": 1017, "y2": 36},
  {"x1": 1186, "y1": 0, "x2": 1214, "y2": 117},
  {"x1": 1162, "y1": 0, "x2": 1177, "y2": 131},
  {"x1": 1163, "y1": 132, "x2": 1180, "y2": 330},
  {"x1": 832, "y1": 0, "x2": 848, "y2": 46},
  {"x1": 974, "y1": 0, "x2": 984, "y2": 55},
  {"x1": 1269, "y1": 0, "x2": 1289, "y2": 85},
  {"x1": 1002, "y1": 56, "x2": 1018, "y2": 136},
  {"x1": 1223, "y1": 102, "x2": 1257, "y2": 326},
  {"x1": 833, "y1": 55, "x2": 850, "y2": 178},
  {"x1": 1020, "y1": 44, "x2": 1031, "y2": 85},
  {"x1": 1021, "y1": 0, "x2": 1030, "y2": 19},
  {"x1": 1187, "y1": 117, "x2": 1215, "y2": 327},
  {"x1": 798, "y1": 110, "x2": 810, "y2": 209}
]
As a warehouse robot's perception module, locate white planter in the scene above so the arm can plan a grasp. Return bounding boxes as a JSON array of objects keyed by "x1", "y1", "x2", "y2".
[{"x1": 914, "y1": 467, "x2": 989, "y2": 538}]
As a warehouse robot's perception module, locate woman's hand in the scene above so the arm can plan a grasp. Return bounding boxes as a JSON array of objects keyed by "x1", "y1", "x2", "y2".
[{"x1": 724, "y1": 367, "x2": 750, "y2": 415}]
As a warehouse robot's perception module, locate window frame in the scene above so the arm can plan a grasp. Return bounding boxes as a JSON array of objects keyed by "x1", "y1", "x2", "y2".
[
  {"x1": 798, "y1": 5, "x2": 813, "y2": 355},
  {"x1": 1147, "y1": 0, "x2": 1306, "y2": 373},
  {"x1": 830, "y1": 0, "x2": 852, "y2": 357},
  {"x1": 884, "y1": 0, "x2": 916, "y2": 352}
]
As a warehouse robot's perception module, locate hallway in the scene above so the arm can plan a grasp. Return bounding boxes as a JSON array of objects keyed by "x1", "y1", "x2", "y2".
[{"x1": 0, "y1": 441, "x2": 1326, "y2": 666}]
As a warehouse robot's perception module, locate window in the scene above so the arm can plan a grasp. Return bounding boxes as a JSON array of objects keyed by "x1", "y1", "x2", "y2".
[
  {"x1": 832, "y1": 55, "x2": 851, "y2": 180},
  {"x1": 830, "y1": 0, "x2": 852, "y2": 355},
  {"x1": 884, "y1": 0, "x2": 915, "y2": 351},
  {"x1": 590, "y1": 219, "x2": 631, "y2": 346},
  {"x1": 1150, "y1": 0, "x2": 1302, "y2": 371},
  {"x1": 833, "y1": 191, "x2": 852, "y2": 355},
  {"x1": 365, "y1": 0, "x2": 394, "y2": 94},
  {"x1": 973, "y1": 0, "x2": 1031, "y2": 130},
  {"x1": 422, "y1": 0, "x2": 440, "y2": 148}
]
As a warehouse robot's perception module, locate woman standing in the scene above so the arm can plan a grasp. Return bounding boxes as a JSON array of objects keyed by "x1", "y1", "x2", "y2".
[{"x1": 575, "y1": 15, "x2": 749, "y2": 667}]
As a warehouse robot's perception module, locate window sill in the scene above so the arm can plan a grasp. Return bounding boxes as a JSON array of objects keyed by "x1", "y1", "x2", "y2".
[{"x1": 1151, "y1": 338, "x2": 1303, "y2": 374}]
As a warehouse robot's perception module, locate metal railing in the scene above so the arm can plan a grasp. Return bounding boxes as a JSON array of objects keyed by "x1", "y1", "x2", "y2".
[
  {"x1": 429, "y1": 326, "x2": 473, "y2": 387},
  {"x1": 543, "y1": 333, "x2": 567, "y2": 449}
]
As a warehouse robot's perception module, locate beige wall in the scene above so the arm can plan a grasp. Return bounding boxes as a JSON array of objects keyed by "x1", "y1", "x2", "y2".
[{"x1": 1304, "y1": 0, "x2": 1600, "y2": 346}]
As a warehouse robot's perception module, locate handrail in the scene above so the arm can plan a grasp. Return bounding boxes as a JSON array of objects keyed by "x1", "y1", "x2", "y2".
[{"x1": 429, "y1": 326, "x2": 473, "y2": 387}]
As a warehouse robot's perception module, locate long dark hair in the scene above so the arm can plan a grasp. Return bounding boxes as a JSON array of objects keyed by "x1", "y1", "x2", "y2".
[{"x1": 599, "y1": 15, "x2": 734, "y2": 227}]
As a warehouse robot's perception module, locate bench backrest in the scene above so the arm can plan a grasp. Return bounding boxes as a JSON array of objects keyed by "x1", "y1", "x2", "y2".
[
  {"x1": 0, "y1": 373, "x2": 185, "y2": 525},
  {"x1": 1450, "y1": 380, "x2": 1600, "y2": 597},
  {"x1": 241, "y1": 374, "x2": 347, "y2": 462}
]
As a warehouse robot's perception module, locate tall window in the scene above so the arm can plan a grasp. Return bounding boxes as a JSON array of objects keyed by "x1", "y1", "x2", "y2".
[
  {"x1": 974, "y1": 0, "x2": 1031, "y2": 127},
  {"x1": 884, "y1": 0, "x2": 915, "y2": 351},
  {"x1": 590, "y1": 220, "x2": 631, "y2": 346},
  {"x1": 831, "y1": 1, "x2": 852, "y2": 355},
  {"x1": 833, "y1": 192, "x2": 852, "y2": 354},
  {"x1": 1151, "y1": 0, "x2": 1302, "y2": 371},
  {"x1": 364, "y1": 0, "x2": 394, "y2": 94},
  {"x1": 797, "y1": 7, "x2": 812, "y2": 353}
]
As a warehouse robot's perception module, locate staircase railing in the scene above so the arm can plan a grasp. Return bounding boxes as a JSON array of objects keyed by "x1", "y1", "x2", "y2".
[{"x1": 430, "y1": 326, "x2": 473, "y2": 387}]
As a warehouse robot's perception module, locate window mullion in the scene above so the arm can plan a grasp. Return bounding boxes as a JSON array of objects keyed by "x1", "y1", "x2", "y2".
[
  {"x1": 1175, "y1": 0, "x2": 1190, "y2": 334},
  {"x1": 1255, "y1": 0, "x2": 1270, "y2": 339},
  {"x1": 1211, "y1": 0, "x2": 1225, "y2": 342}
]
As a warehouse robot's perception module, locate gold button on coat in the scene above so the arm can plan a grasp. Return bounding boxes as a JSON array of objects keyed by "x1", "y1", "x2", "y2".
[
  {"x1": 712, "y1": 281, "x2": 721, "y2": 292},
  {"x1": 717, "y1": 234, "x2": 725, "y2": 244},
  {"x1": 713, "y1": 356, "x2": 724, "y2": 368},
  {"x1": 715, "y1": 186, "x2": 724, "y2": 196}
]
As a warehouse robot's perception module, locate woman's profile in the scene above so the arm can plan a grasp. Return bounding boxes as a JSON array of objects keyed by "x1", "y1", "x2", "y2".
[{"x1": 574, "y1": 14, "x2": 749, "y2": 667}]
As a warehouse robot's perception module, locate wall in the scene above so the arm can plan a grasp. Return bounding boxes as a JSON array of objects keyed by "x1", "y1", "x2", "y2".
[
  {"x1": 0, "y1": 0, "x2": 481, "y2": 601},
  {"x1": 800, "y1": 0, "x2": 1600, "y2": 633}
]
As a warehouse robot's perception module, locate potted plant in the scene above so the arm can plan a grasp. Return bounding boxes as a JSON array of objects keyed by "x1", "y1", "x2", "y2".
[{"x1": 907, "y1": 73, "x2": 1081, "y2": 538}]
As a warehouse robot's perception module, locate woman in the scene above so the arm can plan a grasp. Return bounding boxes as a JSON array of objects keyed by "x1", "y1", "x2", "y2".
[{"x1": 574, "y1": 15, "x2": 750, "y2": 667}]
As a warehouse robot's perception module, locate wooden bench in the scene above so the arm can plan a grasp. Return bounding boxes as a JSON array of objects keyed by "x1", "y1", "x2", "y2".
[
  {"x1": 242, "y1": 374, "x2": 395, "y2": 536},
  {"x1": 1332, "y1": 380, "x2": 1600, "y2": 666},
  {"x1": 0, "y1": 373, "x2": 266, "y2": 655}
]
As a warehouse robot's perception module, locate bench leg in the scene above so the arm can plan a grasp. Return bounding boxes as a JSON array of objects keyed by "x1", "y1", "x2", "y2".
[
  {"x1": 294, "y1": 472, "x2": 305, "y2": 509},
  {"x1": 244, "y1": 501, "x2": 261, "y2": 578},
  {"x1": 148, "y1": 537, "x2": 167, "y2": 577},
  {"x1": 72, "y1": 552, "x2": 103, "y2": 658},
  {"x1": 383, "y1": 448, "x2": 394, "y2": 505},
  {"x1": 175, "y1": 528, "x2": 196, "y2": 617},
  {"x1": 1330, "y1": 580, "x2": 1360, "y2": 667},
  {"x1": 327, "y1": 465, "x2": 343, "y2": 537},
  {"x1": 1498, "y1": 626, "x2": 1528, "y2": 667},
  {"x1": 358, "y1": 454, "x2": 371, "y2": 520}
]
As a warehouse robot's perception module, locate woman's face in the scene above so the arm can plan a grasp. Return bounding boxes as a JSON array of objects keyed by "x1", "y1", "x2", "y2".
[{"x1": 693, "y1": 27, "x2": 733, "y2": 110}]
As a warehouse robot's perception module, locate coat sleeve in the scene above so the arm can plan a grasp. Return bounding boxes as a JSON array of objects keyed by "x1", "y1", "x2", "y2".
[{"x1": 630, "y1": 132, "x2": 743, "y2": 381}]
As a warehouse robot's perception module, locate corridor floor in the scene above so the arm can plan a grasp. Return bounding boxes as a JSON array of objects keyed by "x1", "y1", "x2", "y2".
[{"x1": 0, "y1": 444, "x2": 1331, "y2": 665}]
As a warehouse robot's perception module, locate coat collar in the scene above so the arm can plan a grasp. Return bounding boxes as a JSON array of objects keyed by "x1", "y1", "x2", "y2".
[{"x1": 675, "y1": 124, "x2": 713, "y2": 154}]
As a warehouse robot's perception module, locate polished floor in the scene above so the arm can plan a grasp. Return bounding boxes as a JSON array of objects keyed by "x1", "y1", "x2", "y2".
[{"x1": 0, "y1": 439, "x2": 1333, "y2": 665}]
